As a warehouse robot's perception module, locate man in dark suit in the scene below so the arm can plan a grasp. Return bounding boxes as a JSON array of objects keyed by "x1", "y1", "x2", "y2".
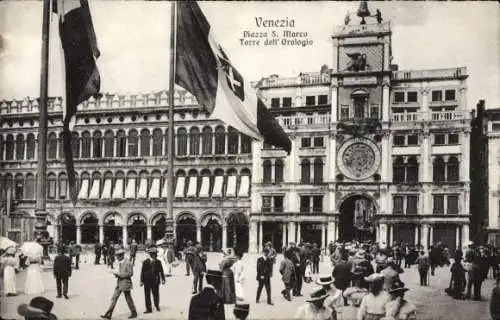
[
  {"x1": 129, "y1": 240, "x2": 138, "y2": 266},
  {"x1": 256, "y1": 248, "x2": 273, "y2": 305},
  {"x1": 53, "y1": 248, "x2": 72, "y2": 299},
  {"x1": 291, "y1": 244, "x2": 306, "y2": 296},
  {"x1": 95, "y1": 242, "x2": 102, "y2": 265},
  {"x1": 188, "y1": 269, "x2": 225, "y2": 320},
  {"x1": 332, "y1": 249, "x2": 353, "y2": 305},
  {"x1": 191, "y1": 245, "x2": 207, "y2": 294},
  {"x1": 140, "y1": 247, "x2": 165, "y2": 314}
]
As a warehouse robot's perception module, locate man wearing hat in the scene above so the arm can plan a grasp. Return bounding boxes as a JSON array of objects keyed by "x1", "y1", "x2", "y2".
[
  {"x1": 101, "y1": 249, "x2": 137, "y2": 319},
  {"x1": 191, "y1": 244, "x2": 207, "y2": 294},
  {"x1": 317, "y1": 275, "x2": 342, "y2": 319},
  {"x1": 382, "y1": 281, "x2": 416, "y2": 320},
  {"x1": 380, "y1": 258, "x2": 400, "y2": 291},
  {"x1": 256, "y1": 247, "x2": 274, "y2": 305},
  {"x1": 233, "y1": 302, "x2": 250, "y2": 320},
  {"x1": 188, "y1": 269, "x2": 225, "y2": 320},
  {"x1": 53, "y1": 247, "x2": 72, "y2": 299},
  {"x1": 295, "y1": 287, "x2": 333, "y2": 319},
  {"x1": 18, "y1": 296, "x2": 58, "y2": 320},
  {"x1": 184, "y1": 240, "x2": 195, "y2": 276},
  {"x1": 140, "y1": 246, "x2": 166, "y2": 314}
]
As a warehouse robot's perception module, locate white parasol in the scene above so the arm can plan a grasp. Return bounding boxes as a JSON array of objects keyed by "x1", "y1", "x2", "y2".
[
  {"x1": 19, "y1": 241, "x2": 44, "y2": 259},
  {"x1": 0, "y1": 236, "x2": 17, "y2": 250}
]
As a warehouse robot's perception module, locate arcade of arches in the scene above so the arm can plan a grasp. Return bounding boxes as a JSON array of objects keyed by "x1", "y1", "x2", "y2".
[{"x1": 52, "y1": 211, "x2": 249, "y2": 252}]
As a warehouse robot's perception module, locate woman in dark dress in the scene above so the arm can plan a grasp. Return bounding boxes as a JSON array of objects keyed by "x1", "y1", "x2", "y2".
[
  {"x1": 219, "y1": 248, "x2": 237, "y2": 304},
  {"x1": 446, "y1": 250, "x2": 466, "y2": 299}
]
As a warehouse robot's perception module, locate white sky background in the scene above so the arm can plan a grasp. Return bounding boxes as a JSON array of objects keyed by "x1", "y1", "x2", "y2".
[{"x1": 0, "y1": 1, "x2": 499, "y2": 109}]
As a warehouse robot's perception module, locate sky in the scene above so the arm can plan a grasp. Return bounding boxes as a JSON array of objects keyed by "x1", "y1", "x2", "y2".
[{"x1": 0, "y1": 1, "x2": 499, "y2": 109}]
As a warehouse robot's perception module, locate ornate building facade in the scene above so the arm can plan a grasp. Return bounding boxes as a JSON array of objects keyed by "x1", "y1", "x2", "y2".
[
  {"x1": 249, "y1": 7, "x2": 471, "y2": 253},
  {"x1": 0, "y1": 91, "x2": 252, "y2": 252}
]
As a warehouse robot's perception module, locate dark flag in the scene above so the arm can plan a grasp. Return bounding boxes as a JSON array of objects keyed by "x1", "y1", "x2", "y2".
[
  {"x1": 175, "y1": 1, "x2": 291, "y2": 154},
  {"x1": 54, "y1": 0, "x2": 101, "y2": 205}
]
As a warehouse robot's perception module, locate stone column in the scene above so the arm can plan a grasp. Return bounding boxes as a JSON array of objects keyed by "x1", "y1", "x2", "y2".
[
  {"x1": 222, "y1": 224, "x2": 227, "y2": 251},
  {"x1": 327, "y1": 222, "x2": 335, "y2": 245},
  {"x1": 99, "y1": 225, "x2": 104, "y2": 243},
  {"x1": 379, "y1": 223, "x2": 388, "y2": 245},
  {"x1": 76, "y1": 226, "x2": 81, "y2": 245},
  {"x1": 429, "y1": 225, "x2": 434, "y2": 246},
  {"x1": 297, "y1": 222, "x2": 302, "y2": 243},
  {"x1": 389, "y1": 225, "x2": 394, "y2": 246},
  {"x1": 258, "y1": 222, "x2": 263, "y2": 253},
  {"x1": 289, "y1": 221, "x2": 296, "y2": 243},
  {"x1": 381, "y1": 134, "x2": 390, "y2": 184},
  {"x1": 382, "y1": 82, "x2": 390, "y2": 122},
  {"x1": 421, "y1": 88, "x2": 429, "y2": 120},
  {"x1": 421, "y1": 224, "x2": 429, "y2": 250},
  {"x1": 462, "y1": 224, "x2": 470, "y2": 245},
  {"x1": 282, "y1": 222, "x2": 287, "y2": 247},
  {"x1": 329, "y1": 136, "x2": 337, "y2": 181},
  {"x1": 456, "y1": 226, "x2": 461, "y2": 249},
  {"x1": 414, "y1": 225, "x2": 419, "y2": 246},
  {"x1": 422, "y1": 133, "x2": 431, "y2": 183},
  {"x1": 321, "y1": 223, "x2": 326, "y2": 248},
  {"x1": 23, "y1": 133, "x2": 28, "y2": 160},
  {"x1": 330, "y1": 84, "x2": 338, "y2": 122},
  {"x1": 53, "y1": 225, "x2": 59, "y2": 244},
  {"x1": 196, "y1": 224, "x2": 201, "y2": 243},
  {"x1": 122, "y1": 226, "x2": 128, "y2": 248},
  {"x1": 147, "y1": 224, "x2": 152, "y2": 241}
]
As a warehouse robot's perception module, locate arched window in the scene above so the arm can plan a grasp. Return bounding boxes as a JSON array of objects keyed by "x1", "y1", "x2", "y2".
[
  {"x1": 25, "y1": 173, "x2": 35, "y2": 199},
  {"x1": 116, "y1": 130, "x2": 126, "y2": 157},
  {"x1": 47, "y1": 172, "x2": 57, "y2": 199},
  {"x1": 240, "y1": 134, "x2": 252, "y2": 154},
  {"x1": 5, "y1": 175, "x2": 13, "y2": 197},
  {"x1": 447, "y1": 156, "x2": 460, "y2": 182},
  {"x1": 313, "y1": 158, "x2": 323, "y2": 184},
  {"x1": 128, "y1": 130, "x2": 138, "y2": 157},
  {"x1": 59, "y1": 172, "x2": 68, "y2": 198},
  {"x1": 177, "y1": 128, "x2": 187, "y2": 156},
  {"x1": 58, "y1": 133, "x2": 64, "y2": 159},
  {"x1": 81, "y1": 171, "x2": 90, "y2": 191},
  {"x1": 301, "y1": 159, "x2": 311, "y2": 183},
  {"x1": 263, "y1": 160, "x2": 272, "y2": 183},
  {"x1": 0, "y1": 135, "x2": 3, "y2": 160},
  {"x1": 215, "y1": 126, "x2": 225, "y2": 154},
  {"x1": 202, "y1": 127, "x2": 213, "y2": 154},
  {"x1": 393, "y1": 156, "x2": 405, "y2": 184},
  {"x1": 152, "y1": 129, "x2": 163, "y2": 156},
  {"x1": 26, "y1": 133, "x2": 35, "y2": 160},
  {"x1": 71, "y1": 132, "x2": 80, "y2": 158},
  {"x1": 189, "y1": 127, "x2": 200, "y2": 155},
  {"x1": 227, "y1": 127, "x2": 238, "y2": 154},
  {"x1": 104, "y1": 130, "x2": 114, "y2": 157},
  {"x1": 5, "y1": 134, "x2": 14, "y2": 160},
  {"x1": 81, "y1": 131, "x2": 91, "y2": 158},
  {"x1": 433, "y1": 156, "x2": 446, "y2": 182},
  {"x1": 47, "y1": 132, "x2": 57, "y2": 159},
  {"x1": 275, "y1": 159, "x2": 284, "y2": 183},
  {"x1": 14, "y1": 174, "x2": 24, "y2": 199},
  {"x1": 92, "y1": 172, "x2": 102, "y2": 195},
  {"x1": 15, "y1": 134, "x2": 25, "y2": 160},
  {"x1": 93, "y1": 131, "x2": 102, "y2": 158},
  {"x1": 406, "y1": 156, "x2": 419, "y2": 184},
  {"x1": 140, "y1": 129, "x2": 151, "y2": 157}
]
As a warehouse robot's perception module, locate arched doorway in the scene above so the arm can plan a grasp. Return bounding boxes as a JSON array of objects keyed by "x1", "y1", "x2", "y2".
[
  {"x1": 226, "y1": 212, "x2": 249, "y2": 253},
  {"x1": 201, "y1": 214, "x2": 222, "y2": 252},
  {"x1": 152, "y1": 213, "x2": 166, "y2": 241},
  {"x1": 127, "y1": 214, "x2": 147, "y2": 245},
  {"x1": 80, "y1": 212, "x2": 99, "y2": 244},
  {"x1": 339, "y1": 195, "x2": 376, "y2": 242},
  {"x1": 176, "y1": 213, "x2": 197, "y2": 249},
  {"x1": 103, "y1": 212, "x2": 123, "y2": 244},
  {"x1": 60, "y1": 213, "x2": 76, "y2": 245}
]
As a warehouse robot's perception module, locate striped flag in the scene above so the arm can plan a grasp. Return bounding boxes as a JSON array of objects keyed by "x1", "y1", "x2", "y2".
[
  {"x1": 53, "y1": 0, "x2": 101, "y2": 205},
  {"x1": 175, "y1": 1, "x2": 291, "y2": 153}
]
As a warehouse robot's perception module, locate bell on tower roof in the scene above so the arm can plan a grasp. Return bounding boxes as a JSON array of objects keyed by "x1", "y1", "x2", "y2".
[{"x1": 357, "y1": 1, "x2": 371, "y2": 25}]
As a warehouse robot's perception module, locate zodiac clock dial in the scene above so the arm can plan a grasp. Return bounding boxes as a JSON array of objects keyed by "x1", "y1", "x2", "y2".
[{"x1": 337, "y1": 138, "x2": 381, "y2": 180}]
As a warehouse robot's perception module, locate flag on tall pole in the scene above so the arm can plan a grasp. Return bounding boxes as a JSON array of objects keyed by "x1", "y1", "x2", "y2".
[
  {"x1": 175, "y1": 1, "x2": 292, "y2": 154},
  {"x1": 53, "y1": 0, "x2": 101, "y2": 205}
]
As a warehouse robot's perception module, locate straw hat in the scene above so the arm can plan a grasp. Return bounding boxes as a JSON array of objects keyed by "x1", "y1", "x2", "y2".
[
  {"x1": 147, "y1": 247, "x2": 158, "y2": 254},
  {"x1": 364, "y1": 273, "x2": 384, "y2": 282},
  {"x1": 18, "y1": 297, "x2": 57, "y2": 320},
  {"x1": 316, "y1": 275, "x2": 334, "y2": 285},
  {"x1": 306, "y1": 287, "x2": 329, "y2": 302},
  {"x1": 114, "y1": 249, "x2": 126, "y2": 255},
  {"x1": 388, "y1": 281, "x2": 409, "y2": 295}
]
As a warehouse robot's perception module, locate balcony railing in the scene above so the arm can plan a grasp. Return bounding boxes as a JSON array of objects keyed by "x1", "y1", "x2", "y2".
[
  {"x1": 258, "y1": 72, "x2": 330, "y2": 88},
  {"x1": 392, "y1": 67, "x2": 467, "y2": 81},
  {"x1": 278, "y1": 114, "x2": 331, "y2": 128},
  {"x1": 262, "y1": 207, "x2": 284, "y2": 213},
  {"x1": 391, "y1": 110, "x2": 471, "y2": 123},
  {"x1": 333, "y1": 22, "x2": 391, "y2": 36}
]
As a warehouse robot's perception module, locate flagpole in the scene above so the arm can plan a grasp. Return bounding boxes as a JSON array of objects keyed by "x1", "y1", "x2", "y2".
[
  {"x1": 35, "y1": 0, "x2": 51, "y2": 242},
  {"x1": 165, "y1": 1, "x2": 177, "y2": 244}
]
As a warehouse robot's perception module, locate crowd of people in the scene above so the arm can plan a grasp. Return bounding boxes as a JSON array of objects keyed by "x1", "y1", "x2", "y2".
[{"x1": 3, "y1": 237, "x2": 500, "y2": 320}]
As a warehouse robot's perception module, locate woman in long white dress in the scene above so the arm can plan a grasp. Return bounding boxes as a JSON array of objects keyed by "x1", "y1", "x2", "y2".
[
  {"x1": 1, "y1": 247, "x2": 19, "y2": 296},
  {"x1": 157, "y1": 245, "x2": 168, "y2": 275},
  {"x1": 24, "y1": 256, "x2": 44, "y2": 295},
  {"x1": 232, "y1": 251, "x2": 245, "y2": 301}
]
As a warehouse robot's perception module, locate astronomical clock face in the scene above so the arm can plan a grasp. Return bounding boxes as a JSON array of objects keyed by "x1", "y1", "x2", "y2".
[{"x1": 337, "y1": 138, "x2": 381, "y2": 180}]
